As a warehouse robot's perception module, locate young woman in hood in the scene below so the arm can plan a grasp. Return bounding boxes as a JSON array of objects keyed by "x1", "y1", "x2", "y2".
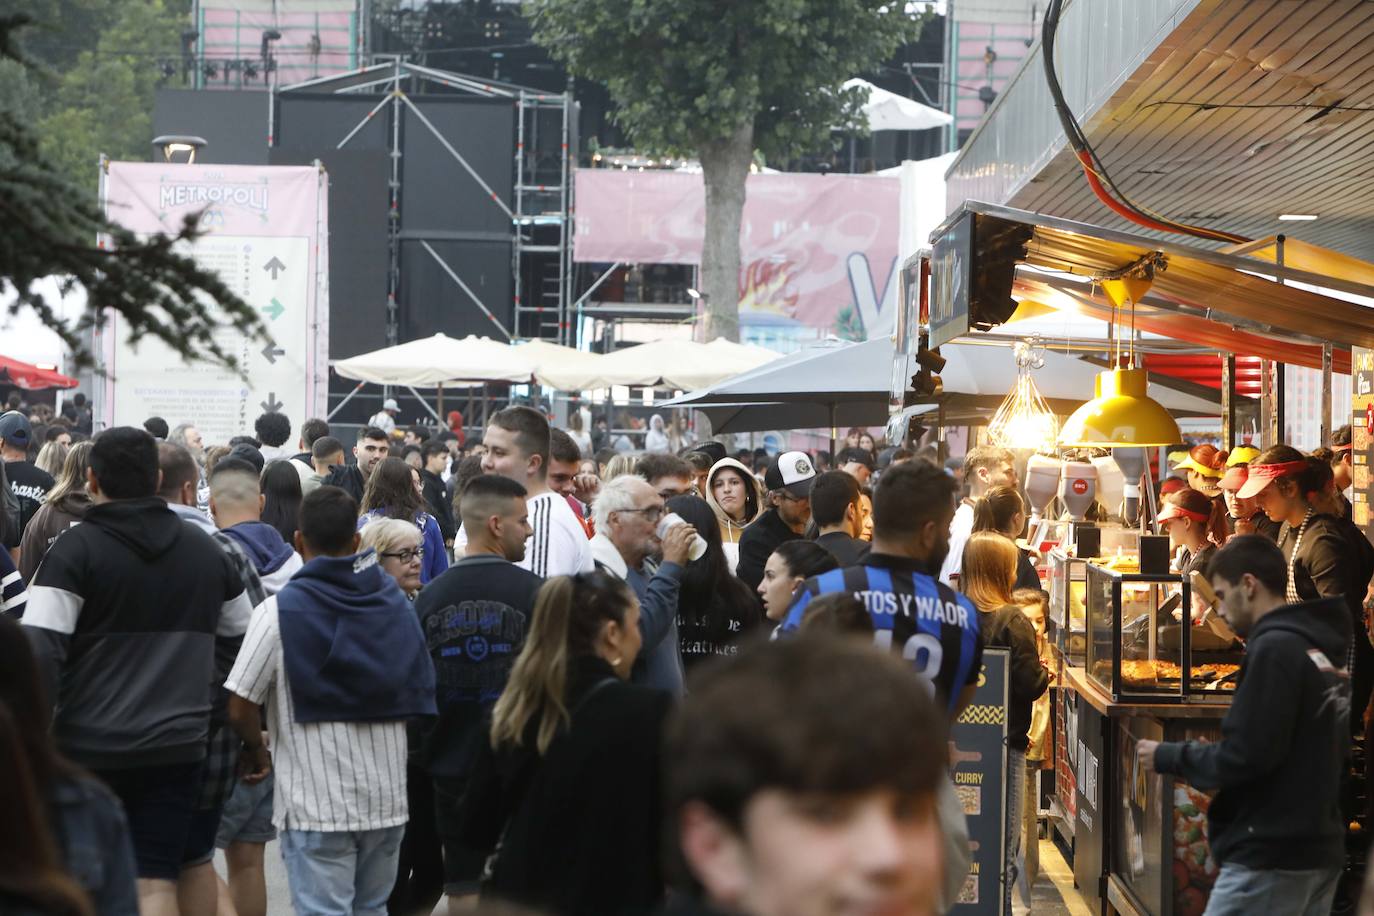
[
  {"x1": 704, "y1": 458, "x2": 764, "y2": 573},
  {"x1": 644, "y1": 413, "x2": 671, "y2": 454}
]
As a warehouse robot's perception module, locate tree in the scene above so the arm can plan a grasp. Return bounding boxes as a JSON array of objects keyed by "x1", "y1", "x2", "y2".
[
  {"x1": 1, "y1": 14, "x2": 268, "y2": 373},
  {"x1": 528, "y1": 0, "x2": 923, "y2": 341}
]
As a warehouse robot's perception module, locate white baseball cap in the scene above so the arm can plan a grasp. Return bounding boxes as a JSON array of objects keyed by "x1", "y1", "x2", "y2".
[
  {"x1": 764, "y1": 450, "x2": 817, "y2": 498},
  {"x1": 383, "y1": 398, "x2": 399, "y2": 412}
]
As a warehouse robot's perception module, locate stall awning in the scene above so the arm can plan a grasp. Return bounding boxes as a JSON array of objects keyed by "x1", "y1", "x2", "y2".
[
  {"x1": 0, "y1": 354, "x2": 77, "y2": 391},
  {"x1": 950, "y1": 203, "x2": 1374, "y2": 372}
]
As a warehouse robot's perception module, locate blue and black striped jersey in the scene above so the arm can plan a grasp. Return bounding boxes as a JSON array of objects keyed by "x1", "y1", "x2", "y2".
[{"x1": 780, "y1": 553, "x2": 983, "y2": 718}]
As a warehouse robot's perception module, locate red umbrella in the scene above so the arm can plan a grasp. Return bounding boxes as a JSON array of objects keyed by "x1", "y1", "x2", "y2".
[{"x1": 0, "y1": 354, "x2": 78, "y2": 390}]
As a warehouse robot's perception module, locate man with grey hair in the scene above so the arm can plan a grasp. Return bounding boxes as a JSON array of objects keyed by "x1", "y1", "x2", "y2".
[
  {"x1": 590, "y1": 475, "x2": 697, "y2": 696},
  {"x1": 170, "y1": 423, "x2": 210, "y2": 514}
]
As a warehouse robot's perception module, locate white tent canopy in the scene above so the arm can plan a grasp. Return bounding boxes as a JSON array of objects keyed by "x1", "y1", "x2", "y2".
[
  {"x1": 515, "y1": 339, "x2": 611, "y2": 391},
  {"x1": 333, "y1": 334, "x2": 536, "y2": 386},
  {"x1": 844, "y1": 78, "x2": 953, "y2": 132},
  {"x1": 596, "y1": 338, "x2": 781, "y2": 390}
]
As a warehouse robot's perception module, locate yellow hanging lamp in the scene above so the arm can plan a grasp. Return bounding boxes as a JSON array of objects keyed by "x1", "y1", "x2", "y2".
[{"x1": 1058, "y1": 263, "x2": 1182, "y2": 448}]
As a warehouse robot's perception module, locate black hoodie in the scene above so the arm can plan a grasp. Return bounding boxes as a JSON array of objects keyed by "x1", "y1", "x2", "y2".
[
  {"x1": 1153, "y1": 596, "x2": 1352, "y2": 870},
  {"x1": 22, "y1": 497, "x2": 251, "y2": 769}
]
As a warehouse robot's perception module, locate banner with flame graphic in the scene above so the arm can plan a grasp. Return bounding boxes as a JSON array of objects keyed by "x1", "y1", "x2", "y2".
[{"x1": 574, "y1": 169, "x2": 900, "y2": 341}]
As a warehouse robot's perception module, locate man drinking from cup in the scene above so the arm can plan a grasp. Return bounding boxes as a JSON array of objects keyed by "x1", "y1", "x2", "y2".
[{"x1": 590, "y1": 475, "x2": 699, "y2": 697}]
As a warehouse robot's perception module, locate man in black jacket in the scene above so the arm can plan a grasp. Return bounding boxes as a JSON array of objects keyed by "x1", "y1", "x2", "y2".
[
  {"x1": 23, "y1": 427, "x2": 252, "y2": 916},
  {"x1": 736, "y1": 451, "x2": 816, "y2": 592},
  {"x1": 809, "y1": 470, "x2": 869, "y2": 566},
  {"x1": 419, "y1": 440, "x2": 457, "y2": 547},
  {"x1": 1139, "y1": 535, "x2": 1350, "y2": 915},
  {"x1": 415, "y1": 474, "x2": 540, "y2": 908}
]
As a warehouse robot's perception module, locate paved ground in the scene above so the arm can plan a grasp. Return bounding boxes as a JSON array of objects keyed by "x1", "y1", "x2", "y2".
[{"x1": 218, "y1": 835, "x2": 1089, "y2": 915}]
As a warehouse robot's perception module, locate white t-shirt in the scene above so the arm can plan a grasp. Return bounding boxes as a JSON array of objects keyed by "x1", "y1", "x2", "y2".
[
  {"x1": 939, "y1": 500, "x2": 976, "y2": 586},
  {"x1": 452, "y1": 490, "x2": 593, "y2": 578},
  {"x1": 225, "y1": 597, "x2": 409, "y2": 832}
]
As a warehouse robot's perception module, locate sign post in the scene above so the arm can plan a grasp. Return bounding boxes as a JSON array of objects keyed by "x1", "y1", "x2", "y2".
[
  {"x1": 95, "y1": 162, "x2": 329, "y2": 444},
  {"x1": 951, "y1": 647, "x2": 1011, "y2": 915}
]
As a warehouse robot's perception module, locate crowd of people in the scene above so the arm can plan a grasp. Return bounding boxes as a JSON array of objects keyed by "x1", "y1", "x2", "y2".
[{"x1": 3, "y1": 388, "x2": 1374, "y2": 916}]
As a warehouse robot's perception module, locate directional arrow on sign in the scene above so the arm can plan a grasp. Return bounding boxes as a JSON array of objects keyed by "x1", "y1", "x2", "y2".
[
  {"x1": 260, "y1": 392, "x2": 284, "y2": 413},
  {"x1": 261, "y1": 343, "x2": 285, "y2": 364},
  {"x1": 261, "y1": 298, "x2": 285, "y2": 321},
  {"x1": 263, "y1": 256, "x2": 286, "y2": 280}
]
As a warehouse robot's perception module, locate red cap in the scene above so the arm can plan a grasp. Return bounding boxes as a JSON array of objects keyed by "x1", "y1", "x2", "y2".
[
  {"x1": 1218, "y1": 465, "x2": 1247, "y2": 492},
  {"x1": 1236, "y1": 460, "x2": 1308, "y2": 500}
]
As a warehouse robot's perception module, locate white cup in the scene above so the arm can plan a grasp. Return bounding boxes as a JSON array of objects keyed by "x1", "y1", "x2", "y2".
[{"x1": 657, "y1": 512, "x2": 708, "y2": 562}]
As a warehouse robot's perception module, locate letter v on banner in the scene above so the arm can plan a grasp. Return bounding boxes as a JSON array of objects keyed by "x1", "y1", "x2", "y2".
[{"x1": 848, "y1": 253, "x2": 899, "y2": 339}]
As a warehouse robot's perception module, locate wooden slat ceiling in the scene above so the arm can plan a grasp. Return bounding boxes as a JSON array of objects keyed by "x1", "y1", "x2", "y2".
[{"x1": 1010, "y1": 0, "x2": 1374, "y2": 260}]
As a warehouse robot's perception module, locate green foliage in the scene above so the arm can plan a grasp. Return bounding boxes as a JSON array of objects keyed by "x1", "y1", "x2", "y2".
[
  {"x1": 1, "y1": 14, "x2": 268, "y2": 373},
  {"x1": 526, "y1": 0, "x2": 925, "y2": 160},
  {"x1": 3, "y1": 0, "x2": 188, "y2": 192}
]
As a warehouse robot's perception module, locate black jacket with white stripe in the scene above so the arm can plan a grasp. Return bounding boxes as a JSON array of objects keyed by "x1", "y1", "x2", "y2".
[{"x1": 22, "y1": 497, "x2": 251, "y2": 769}]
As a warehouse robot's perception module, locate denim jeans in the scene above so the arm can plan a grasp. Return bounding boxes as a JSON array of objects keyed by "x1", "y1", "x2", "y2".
[
  {"x1": 1203, "y1": 863, "x2": 1341, "y2": 916},
  {"x1": 280, "y1": 825, "x2": 406, "y2": 916}
]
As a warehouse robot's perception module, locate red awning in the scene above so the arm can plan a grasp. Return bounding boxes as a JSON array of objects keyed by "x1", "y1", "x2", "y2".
[{"x1": 0, "y1": 354, "x2": 78, "y2": 391}]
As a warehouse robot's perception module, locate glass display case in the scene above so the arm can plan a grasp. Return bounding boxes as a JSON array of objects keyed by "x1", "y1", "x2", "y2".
[
  {"x1": 1047, "y1": 529, "x2": 1139, "y2": 668},
  {"x1": 1047, "y1": 548, "x2": 1088, "y2": 667},
  {"x1": 1085, "y1": 563, "x2": 1243, "y2": 702}
]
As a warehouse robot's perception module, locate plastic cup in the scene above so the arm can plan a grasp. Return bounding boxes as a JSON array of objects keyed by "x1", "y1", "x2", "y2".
[{"x1": 657, "y1": 512, "x2": 708, "y2": 562}]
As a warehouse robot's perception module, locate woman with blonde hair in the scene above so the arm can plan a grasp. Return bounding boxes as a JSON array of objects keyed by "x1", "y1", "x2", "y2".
[
  {"x1": 19, "y1": 441, "x2": 93, "y2": 581},
  {"x1": 360, "y1": 517, "x2": 425, "y2": 599},
  {"x1": 961, "y1": 531, "x2": 1049, "y2": 910},
  {"x1": 457, "y1": 572, "x2": 671, "y2": 916},
  {"x1": 35, "y1": 440, "x2": 68, "y2": 478},
  {"x1": 601, "y1": 452, "x2": 637, "y2": 481}
]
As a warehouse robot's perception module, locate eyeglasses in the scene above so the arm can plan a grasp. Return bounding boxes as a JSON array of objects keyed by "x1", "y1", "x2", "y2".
[
  {"x1": 381, "y1": 547, "x2": 424, "y2": 563},
  {"x1": 621, "y1": 506, "x2": 664, "y2": 522},
  {"x1": 777, "y1": 490, "x2": 810, "y2": 504}
]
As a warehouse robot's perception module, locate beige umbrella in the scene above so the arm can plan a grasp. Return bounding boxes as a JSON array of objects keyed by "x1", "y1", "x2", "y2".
[
  {"x1": 516, "y1": 339, "x2": 611, "y2": 391},
  {"x1": 597, "y1": 337, "x2": 781, "y2": 390},
  {"x1": 334, "y1": 333, "x2": 536, "y2": 385}
]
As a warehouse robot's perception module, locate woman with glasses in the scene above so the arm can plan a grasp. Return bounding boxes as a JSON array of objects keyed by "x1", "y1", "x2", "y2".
[
  {"x1": 358, "y1": 516, "x2": 439, "y2": 910},
  {"x1": 458, "y1": 571, "x2": 671, "y2": 915},
  {"x1": 359, "y1": 456, "x2": 449, "y2": 585},
  {"x1": 360, "y1": 518, "x2": 425, "y2": 600}
]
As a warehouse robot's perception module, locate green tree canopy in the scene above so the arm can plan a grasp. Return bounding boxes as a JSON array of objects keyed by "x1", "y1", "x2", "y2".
[
  {"x1": 528, "y1": 0, "x2": 924, "y2": 340},
  {"x1": 1, "y1": 13, "x2": 267, "y2": 373}
]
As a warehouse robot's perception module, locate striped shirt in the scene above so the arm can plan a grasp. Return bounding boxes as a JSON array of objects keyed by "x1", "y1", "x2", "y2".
[
  {"x1": 1, "y1": 549, "x2": 26, "y2": 616},
  {"x1": 781, "y1": 554, "x2": 984, "y2": 718},
  {"x1": 225, "y1": 596, "x2": 408, "y2": 832}
]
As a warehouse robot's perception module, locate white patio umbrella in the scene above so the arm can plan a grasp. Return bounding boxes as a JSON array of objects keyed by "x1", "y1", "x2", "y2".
[
  {"x1": 844, "y1": 78, "x2": 953, "y2": 132},
  {"x1": 515, "y1": 339, "x2": 610, "y2": 391},
  {"x1": 596, "y1": 338, "x2": 781, "y2": 390},
  {"x1": 333, "y1": 333, "x2": 536, "y2": 385}
]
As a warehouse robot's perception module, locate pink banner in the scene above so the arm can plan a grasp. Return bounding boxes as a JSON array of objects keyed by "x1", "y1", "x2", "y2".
[
  {"x1": 574, "y1": 169, "x2": 900, "y2": 339},
  {"x1": 98, "y1": 162, "x2": 329, "y2": 444}
]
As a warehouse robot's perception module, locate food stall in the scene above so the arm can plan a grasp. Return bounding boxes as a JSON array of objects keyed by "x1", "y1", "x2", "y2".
[{"x1": 889, "y1": 202, "x2": 1374, "y2": 916}]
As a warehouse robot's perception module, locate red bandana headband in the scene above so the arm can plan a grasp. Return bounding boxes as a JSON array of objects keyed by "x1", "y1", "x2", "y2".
[{"x1": 1247, "y1": 460, "x2": 1308, "y2": 481}]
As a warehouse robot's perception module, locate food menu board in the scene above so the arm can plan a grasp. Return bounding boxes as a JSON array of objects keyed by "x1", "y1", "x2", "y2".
[
  {"x1": 950, "y1": 648, "x2": 1010, "y2": 916},
  {"x1": 1353, "y1": 347, "x2": 1374, "y2": 536}
]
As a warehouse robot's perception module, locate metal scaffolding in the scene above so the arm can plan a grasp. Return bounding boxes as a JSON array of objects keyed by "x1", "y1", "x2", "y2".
[{"x1": 271, "y1": 59, "x2": 576, "y2": 347}]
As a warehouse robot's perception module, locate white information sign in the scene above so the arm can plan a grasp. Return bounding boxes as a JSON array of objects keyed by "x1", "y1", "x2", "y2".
[{"x1": 96, "y1": 162, "x2": 329, "y2": 445}]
